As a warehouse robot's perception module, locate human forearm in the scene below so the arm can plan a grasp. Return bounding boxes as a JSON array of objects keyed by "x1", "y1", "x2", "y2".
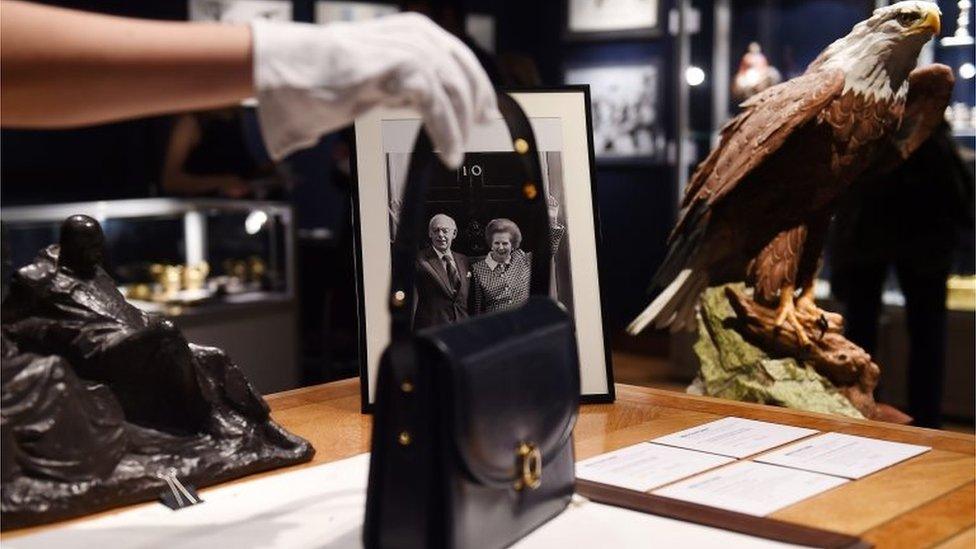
[
  {"x1": 1, "y1": 3, "x2": 496, "y2": 167},
  {"x1": 1, "y1": 1, "x2": 253, "y2": 127}
]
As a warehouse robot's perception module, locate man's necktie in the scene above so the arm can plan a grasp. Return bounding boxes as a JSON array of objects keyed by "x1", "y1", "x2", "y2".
[{"x1": 443, "y1": 255, "x2": 460, "y2": 292}]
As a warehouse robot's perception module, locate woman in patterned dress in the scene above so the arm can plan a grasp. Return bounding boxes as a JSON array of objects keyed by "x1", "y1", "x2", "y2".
[{"x1": 470, "y1": 218, "x2": 532, "y2": 315}]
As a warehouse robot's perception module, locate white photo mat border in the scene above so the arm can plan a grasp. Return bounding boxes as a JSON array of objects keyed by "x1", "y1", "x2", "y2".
[{"x1": 352, "y1": 89, "x2": 614, "y2": 409}]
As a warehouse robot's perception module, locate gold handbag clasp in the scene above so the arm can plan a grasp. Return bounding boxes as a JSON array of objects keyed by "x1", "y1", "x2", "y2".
[{"x1": 514, "y1": 442, "x2": 542, "y2": 491}]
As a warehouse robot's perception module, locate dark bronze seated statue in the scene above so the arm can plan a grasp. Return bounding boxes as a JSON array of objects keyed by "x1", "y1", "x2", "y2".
[{"x1": 1, "y1": 215, "x2": 314, "y2": 530}]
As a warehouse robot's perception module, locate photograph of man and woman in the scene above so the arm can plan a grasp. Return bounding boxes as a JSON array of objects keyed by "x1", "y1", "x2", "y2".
[{"x1": 387, "y1": 150, "x2": 572, "y2": 331}]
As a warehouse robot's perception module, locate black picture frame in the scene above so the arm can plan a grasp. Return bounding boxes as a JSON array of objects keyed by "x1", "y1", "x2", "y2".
[
  {"x1": 186, "y1": 0, "x2": 293, "y2": 22},
  {"x1": 351, "y1": 86, "x2": 616, "y2": 413},
  {"x1": 564, "y1": 0, "x2": 664, "y2": 42},
  {"x1": 564, "y1": 60, "x2": 668, "y2": 163},
  {"x1": 312, "y1": 1, "x2": 400, "y2": 24}
]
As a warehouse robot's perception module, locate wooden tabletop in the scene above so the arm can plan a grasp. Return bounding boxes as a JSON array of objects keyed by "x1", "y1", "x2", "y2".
[{"x1": 7, "y1": 379, "x2": 975, "y2": 547}]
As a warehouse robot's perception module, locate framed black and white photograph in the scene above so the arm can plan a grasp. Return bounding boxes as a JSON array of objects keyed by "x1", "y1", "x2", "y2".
[
  {"x1": 353, "y1": 88, "x2": 614, "y2": 411},
  {"x1": 314, "y1": 1, "x2": 399, "y2": 24},
  {"x1": 188, "y1": 0, "x2": 292, "y2": 23},
  {"x1": 566, "y1": 0, "x2": 662, "y2": 40},
  {"x1": 565, "y1": 63, "x2": 667, "y2": 162},
  {"x1": 465, "y1": 13, "x2": 496, "y2": 54}
]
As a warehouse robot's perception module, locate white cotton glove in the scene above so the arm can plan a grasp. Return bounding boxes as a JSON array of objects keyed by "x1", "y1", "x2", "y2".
[{"x1": 251, "y1": 13, "x2": 497, "y2": 168}]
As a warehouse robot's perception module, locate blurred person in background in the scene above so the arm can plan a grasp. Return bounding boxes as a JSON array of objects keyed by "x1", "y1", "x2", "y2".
[
  {"x1": 830, "y1": 122, "x2": 974, "y2": 428},
  {"x1": 162, "y1": 107, "x2": 286, "y2": 199}
]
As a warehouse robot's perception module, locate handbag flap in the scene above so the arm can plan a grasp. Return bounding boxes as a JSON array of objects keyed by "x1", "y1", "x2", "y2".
[{"x1": 419, "y1": 297, "x2": 580, "y2": 488}]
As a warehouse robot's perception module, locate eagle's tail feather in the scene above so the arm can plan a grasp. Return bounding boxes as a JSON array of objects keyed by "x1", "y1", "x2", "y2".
[
  {"x1": 627, "y1": 269, "x2": 709, "y2": 334},
  {"x1": 668, "y1": 270, "x2": 709, "y2": 332},
  {"x1": 628, "y1": 199, "x2": 710, "y2": 335}
]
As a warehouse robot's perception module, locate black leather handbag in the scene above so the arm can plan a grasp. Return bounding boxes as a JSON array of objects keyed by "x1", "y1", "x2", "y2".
[{"x1": 363, "y1": 92, "x2": 581, "y2": 549}]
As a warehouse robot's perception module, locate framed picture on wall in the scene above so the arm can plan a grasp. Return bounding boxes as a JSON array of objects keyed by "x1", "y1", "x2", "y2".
[
  {"x1": 565, "y1": 0, "x2": 663, "y2": 40},
  {"x1": 353, "y1": 87, "x2": 615, "y2": 412},
  {"x1": 188, "y1": 0, "x2": 292, "y2": 22},
  {"x1": 465, "y1": 13, "x2": 496, "y2": 53},
  {"x1": 314, "y1": 1, "x2": 399, "y2": 24},
  {"x1": 565, "y1": 62, "x2": 667, "y2": 162}
]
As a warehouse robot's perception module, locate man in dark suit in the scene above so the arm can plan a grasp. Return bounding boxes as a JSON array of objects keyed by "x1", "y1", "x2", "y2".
[{"x1": 414, "y1": 213, "x2": 470, "y2": 330}]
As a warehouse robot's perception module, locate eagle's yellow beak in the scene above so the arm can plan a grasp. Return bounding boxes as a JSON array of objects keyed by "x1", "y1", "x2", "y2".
[{"x1": 913, "y1": 5, "x2": 941, "y2": 36}]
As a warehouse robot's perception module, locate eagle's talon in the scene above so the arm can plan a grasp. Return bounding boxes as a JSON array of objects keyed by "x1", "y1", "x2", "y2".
[
  {"x1": 774, "y1": 304, "x2": 791, "y2": 328},
  {"x1": 790, "y1": 313, "x2": 811, "y2": 347},
  {"x1": 775, "y1": 285, "x2": 812, "y2": 347},
  {"x1": 796, "y1": 292, "x2": 825, "y2": 320},
  {"x1": 816, "y1": 313, "x2": 829, "y2": 340}
]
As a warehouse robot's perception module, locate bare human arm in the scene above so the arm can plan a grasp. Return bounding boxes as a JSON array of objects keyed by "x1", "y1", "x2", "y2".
[
  {"x1": 1, "y1": 2, "x2": 495, "y2": 167},
  {"x1": 1, "y1": 0, "x2": 252, "y2": 128}
]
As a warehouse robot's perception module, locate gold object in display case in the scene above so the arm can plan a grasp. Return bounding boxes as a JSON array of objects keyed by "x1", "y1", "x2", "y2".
[
  {"x1": 150, "y1": 263, "x2": 184, "y2": 298},
  {"x1": 247, "y1": 256, "x2": 267, "y2": 283},
  {"x1": 183, "y1": 261, "x2": 210, "y2": 291},
  {"x1": 126, "y1": 283, "x2": 153, "y2": 302},
  {"x1": 145, "y1": 262, "x2": 212, "y2": 305},
  {"x1": 223, "y1": 259, "x2": 248, "y2": 281},
  {"x1": 2, "y1": 198, "x2": 294, "y2": 309},
  {"x1": 947, "y1": 275, "x2": 976, "y2": 312}
]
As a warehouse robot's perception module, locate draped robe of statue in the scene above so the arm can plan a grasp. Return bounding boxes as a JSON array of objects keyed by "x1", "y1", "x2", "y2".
[{"x1": 1, "y1": 215, "x2": 314, "y2": 529}]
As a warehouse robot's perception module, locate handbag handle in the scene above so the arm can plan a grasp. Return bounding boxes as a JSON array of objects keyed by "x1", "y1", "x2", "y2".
[{"x1": 387, "y1": 92, "x2": 552, "y2": 339}]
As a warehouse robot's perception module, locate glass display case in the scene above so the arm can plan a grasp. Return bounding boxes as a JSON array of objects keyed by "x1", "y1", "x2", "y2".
[
  {"x1": 2, "y1": 198, "x2": 299, "y2": 393},
  {"x1": 3, "y1": 198, "x2": 294, "y2": 309}
]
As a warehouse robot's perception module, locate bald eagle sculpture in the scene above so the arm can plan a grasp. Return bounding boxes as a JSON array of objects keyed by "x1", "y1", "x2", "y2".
[{"x1": 629, "y1": 1, "x2": 953, "y2": 343}]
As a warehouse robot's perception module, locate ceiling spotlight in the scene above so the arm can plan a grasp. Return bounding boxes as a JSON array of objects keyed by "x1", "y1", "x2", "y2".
[
  {"x1": 960, "y1": 62, "x2": 976, "y2": 80},
  {"x1": 686, "y1": 66, "x2": 706, "y2": 86},
  {"x1": 245, "y1": 210, "x2": 269, "y2": 235}
]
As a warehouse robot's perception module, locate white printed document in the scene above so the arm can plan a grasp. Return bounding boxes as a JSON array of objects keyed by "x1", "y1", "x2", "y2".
[
  {"x1": 514, "y1": 495, "x2": 808, "y2": 549},
  {"x1": 650, "y1": 417, "x2": 817, "y2": 458},
  {"x1": 9, "y1": 453, "x2": 816, "y2": 549},
  {"x1": 5, "y1": 454, "x2": 374, "y2": 549},
  {"x1": 575, "y1": 442, "x2": 735, "y2": 492},
  {"x1": 754, "y1": 432, "x2": 931, "y2": 479},
  {"x1": 652, "y1": 461, "x2": 849, "y2": 517}
]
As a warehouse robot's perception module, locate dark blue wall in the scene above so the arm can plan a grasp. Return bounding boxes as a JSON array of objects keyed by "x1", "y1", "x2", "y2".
[{"x1": 731, "y1": 1, "x2": 872, "y2": 79}]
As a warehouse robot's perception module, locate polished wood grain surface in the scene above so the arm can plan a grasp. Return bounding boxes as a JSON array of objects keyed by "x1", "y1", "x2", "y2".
[
  {"x1": 5, "y1": 379, "x2": 974, "y2": 547},
  {"x1": 861, "y1": 484, "x2": 975, "y2": 548},
  {"x1": 935, "y1": 527, "x2": 975, "y2": 549}
]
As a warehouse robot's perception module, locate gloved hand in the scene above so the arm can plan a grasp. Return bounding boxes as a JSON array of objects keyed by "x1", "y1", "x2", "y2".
[{"x1": 251, "y1": 13, "x2": 497, "y2": 168}]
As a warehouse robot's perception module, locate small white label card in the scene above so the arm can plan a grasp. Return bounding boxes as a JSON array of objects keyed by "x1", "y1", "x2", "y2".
[
  {"x1": 652, "y1": 461, "x2": 849, "y2": 517},
  {"x1": 576, "y1": 443, "x2": 735, "y2": 492},
  {"x1": 650, "y1": 417, "x2": 817, "y2": 459},
  {"x1": 754, "y1": 432, "x2": 931, "y2": 479}
]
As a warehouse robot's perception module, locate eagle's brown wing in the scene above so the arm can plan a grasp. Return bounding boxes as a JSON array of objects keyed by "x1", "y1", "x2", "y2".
[
  {"x1": 748, "y1": 225, "x2": 807, "y2": 303},
  {"x1": 672, "y1": 69, "x2": 846, "y2": 242},
  {"x1": 748, "y1": 212, "x2": 831, "y2": 303},
  {"x1": 748, "y1": 65, "x2": 952, "y2": 304},
  {"x1": 863, "y1": 63, "x2": 954, "y2": 178}
]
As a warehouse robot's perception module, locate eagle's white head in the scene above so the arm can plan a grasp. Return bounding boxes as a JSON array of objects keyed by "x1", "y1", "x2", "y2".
[{"x1": 809, "y1": 1, "x2": 940, "y2": 101}]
